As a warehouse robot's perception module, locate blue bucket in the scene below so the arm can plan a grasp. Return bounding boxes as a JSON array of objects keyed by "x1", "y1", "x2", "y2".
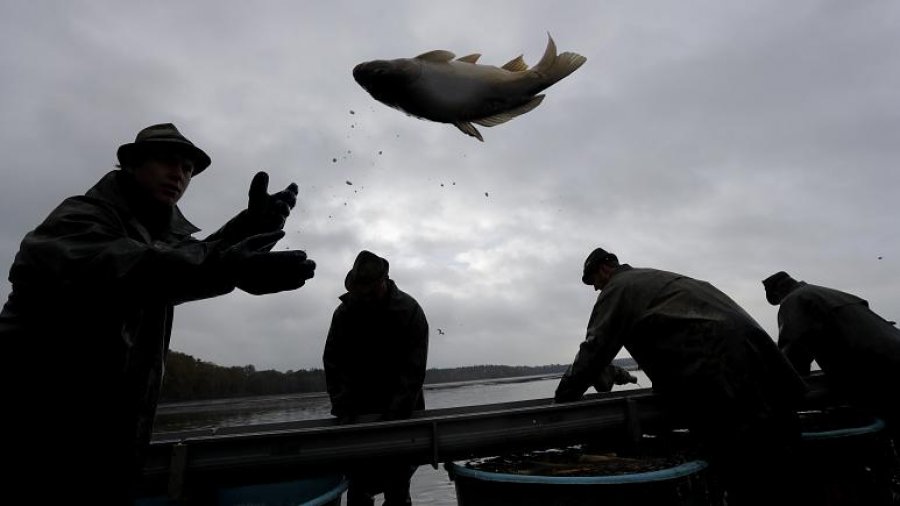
[
  {"x1": 218, "y1": 474, "x2": 348, "y2": 506},
  {"x1": 136, "y1": 474, "x2": 348, "y2": 506},
  {"x1": 797, "y1": 410, "x2": 894, "y2": 505},
  {"x1": 446, "y1": 457, "x2": 711, "y2": 506}
]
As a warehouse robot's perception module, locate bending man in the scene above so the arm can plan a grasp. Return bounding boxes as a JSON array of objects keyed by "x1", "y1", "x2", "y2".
[{"x1": 556, "y1": 247, "x2": 806, "y2": 506}]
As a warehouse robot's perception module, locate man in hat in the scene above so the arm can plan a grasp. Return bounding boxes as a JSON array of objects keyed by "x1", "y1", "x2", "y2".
[
  {"x1": 762, "y1": 271, "x2": 900, "y2": 431},
  {"x1": 323, "y1": 250, "x2": 429, "y2": 506},
  {"x1": 0, "y1": 123, "x2": 316, "y2": 503},
  {"x1": 555, "y1": 247, "x2": 807, "y2": 506}
]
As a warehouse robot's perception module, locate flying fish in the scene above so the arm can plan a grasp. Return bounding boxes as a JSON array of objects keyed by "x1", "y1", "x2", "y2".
[{"x1": 353, "y1": 34, "x2": 586, "y2": 141}]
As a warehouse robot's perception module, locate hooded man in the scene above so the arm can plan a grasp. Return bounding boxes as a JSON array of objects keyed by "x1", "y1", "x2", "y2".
[
  {"x1": 763, "y1": 271, "x2": 900, "y2": 431},
  {"x1": 323, "y1": 250, "x2": 429, "y2": 506},
  {"x1": 555, "y1": 247, "x2": 807, "y2": 506},
  {"x1": 0, "y1": 123, "x2": 316, "y2": 503}
]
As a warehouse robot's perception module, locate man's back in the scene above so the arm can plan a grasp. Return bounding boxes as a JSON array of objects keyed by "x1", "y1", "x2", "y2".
[
  {"x1": 558, "y1": 265, "x2": 805, "y2": 429},
  {"x1": 608, "y1": 268, "x2": 804, "y2": 418},
  {"x1": 779, "y1": 282, "x2": 900, "y2": 408}
]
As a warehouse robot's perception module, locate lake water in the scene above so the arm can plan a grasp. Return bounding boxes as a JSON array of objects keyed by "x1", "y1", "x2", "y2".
[{"x1": 153, "y1": 372, "x2": 651, "y2": 506}]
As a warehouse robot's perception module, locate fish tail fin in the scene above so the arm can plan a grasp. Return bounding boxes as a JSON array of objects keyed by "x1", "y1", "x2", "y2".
[{"x1": 534, "y1": 32, "x2": 587, "y2": 84}]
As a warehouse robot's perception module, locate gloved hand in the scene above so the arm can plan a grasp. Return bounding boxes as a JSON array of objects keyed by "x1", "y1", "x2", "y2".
[
  {"x1": 616, "y1": 370, "x2": 637, "y2": 385},
  {"x1": 223, "y1": 231, "x2": 316, "y2": 295},
  {"x1": 247, "y1": 171, "x2": 299, "y2": 233},
  {"x1": 613, "y1": 369, "x2": 639, "y2": 385}
]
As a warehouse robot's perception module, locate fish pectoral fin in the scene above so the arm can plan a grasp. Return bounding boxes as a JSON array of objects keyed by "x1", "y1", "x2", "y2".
[
  {"x1": 415, "y1": 50, "x2": 456, "y2": 63},
  {"x1": 472, "y1": 95, "x2": 545, "y2": 127},
  {"x1": 457, "y1": 53, "x2": 481, "y2": 64},
  {"x1": 501, "y1": 55, "x2": 529, "y2": 72},
  {"x1": 454, "y1": 121, "x2": 484, "y2": 142}
]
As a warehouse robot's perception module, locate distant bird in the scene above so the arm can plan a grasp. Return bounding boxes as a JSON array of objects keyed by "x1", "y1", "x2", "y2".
[
  {"x1": 353, "y1": 34, "x2": 586, "y2": 141},
  {"x1": 437, "y1": 328, "x2": 445, "y2": 335}
]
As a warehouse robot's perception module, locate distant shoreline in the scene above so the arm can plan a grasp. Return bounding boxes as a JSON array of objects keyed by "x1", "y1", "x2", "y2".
[
  {"x1": 160, "y1": 350, "x2": 638, "y2": 405},
  {"x1": 157, "y1": 365, "x2": 643, "y2": 414}
]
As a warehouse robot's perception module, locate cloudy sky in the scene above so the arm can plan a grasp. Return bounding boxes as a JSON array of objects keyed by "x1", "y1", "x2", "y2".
[{"x1": 1, "y1": 1, "x2": 897, "y2": 372}]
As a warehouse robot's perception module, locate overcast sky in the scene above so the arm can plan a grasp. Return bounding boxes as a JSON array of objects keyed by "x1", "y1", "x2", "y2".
[{"x1": 1, "y1": 1, "x2": 897, "y2": 372}]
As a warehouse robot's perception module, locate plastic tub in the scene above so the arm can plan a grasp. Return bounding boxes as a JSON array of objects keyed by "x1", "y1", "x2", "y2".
[
  {"x1": 136, "y1": 474, "x2": 348, "y2": 506},
  {"x1": 446, "y1": 452, "x2": 711, "y2": 506},
  {"x1": 797, "y1": 409, "x2": 894, "y2": 505}
]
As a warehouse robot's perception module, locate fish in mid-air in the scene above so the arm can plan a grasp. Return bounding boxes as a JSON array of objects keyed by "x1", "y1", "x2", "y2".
[{"x1": 353, "y1": 34, "x2": 586, "y2": 141}]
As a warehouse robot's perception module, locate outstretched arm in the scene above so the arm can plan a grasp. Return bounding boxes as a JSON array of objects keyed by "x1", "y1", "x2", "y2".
[
  {"x1": 555, "y1": 288, "x2": 629, "y2": 402},
  {"x1": 12, "y1": 197, "x2": 236, "y2": 306}
]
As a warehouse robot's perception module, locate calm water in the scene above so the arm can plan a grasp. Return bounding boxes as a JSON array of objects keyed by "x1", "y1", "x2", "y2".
[{"x1": 153, "y1": 372, "x2": 651, "y2": 506}]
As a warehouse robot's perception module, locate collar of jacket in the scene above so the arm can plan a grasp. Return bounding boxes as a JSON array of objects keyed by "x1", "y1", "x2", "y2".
[
  {"x1": 612, "y1": 264, "x2": 633, "y2": 276},
  {"x1": 87, "y1": 170, "x2": 201, "y2": 241}
]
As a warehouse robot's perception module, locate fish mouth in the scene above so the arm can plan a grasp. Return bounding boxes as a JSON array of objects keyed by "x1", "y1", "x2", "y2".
[
  {"x1": 353, "y1": 61, "x2": 383, "y2": 87},
  {"x1": 352, "y1": 63, "x2": 365, "y2": 84}
]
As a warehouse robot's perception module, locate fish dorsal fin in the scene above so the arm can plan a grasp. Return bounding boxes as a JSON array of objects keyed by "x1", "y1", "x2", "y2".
[
  {"x1": 415, "y1": 50, "x2": 456, "y2": 63},
  {"x1": 501, "y1": 55, "x2": 529, "y2": 72},
  {"x1": 454, "y1": 121, "x2": 484, "y2": 142},
  {"x1": 473, "y1": 95, "x2": 545, "y2": 127},
  {"x1": 456, "y1": 53, "x2": 481, "y2": 64}
]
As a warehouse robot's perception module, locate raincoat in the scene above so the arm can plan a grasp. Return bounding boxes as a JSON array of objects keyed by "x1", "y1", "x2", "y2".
[
  {"x1": 0, "y1": 170, "x2": 256, "y2": 501},
  {"x1": 555, "y1": 265, "x2": 806, "y2": 441},
  {"x1": 323, "y1": 279, "x2": 428, "y2": 506},
  {"x1": 777, "y1": 282, "x2": 900, "y2": 422},
  {"x1": 324, "y1": 279, "x2": 429, "y2": 420}
]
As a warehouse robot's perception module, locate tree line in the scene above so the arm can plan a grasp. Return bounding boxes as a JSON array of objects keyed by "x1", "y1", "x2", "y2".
[{"x1": 160, "y1": 350, "x2": 637, "y2": 403}]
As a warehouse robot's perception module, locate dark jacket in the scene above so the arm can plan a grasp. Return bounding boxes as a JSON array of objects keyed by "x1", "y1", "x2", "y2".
[
  {"x1": 556, "y1": 265, "x2": 806, "y2": 439},
  {"x1": 324, "y1": 279, "x2": 429, "y2": 420},
  {"x1": 0, "y1": 171, "x2": 249, "y2": 498},
  {"x1": 778, "y1": 282, "x2": 900, "y2": 420}
]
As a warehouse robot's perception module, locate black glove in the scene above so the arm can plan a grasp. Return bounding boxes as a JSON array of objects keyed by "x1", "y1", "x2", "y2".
[
  {"x1": 613, "y1": 368, "x2": 639, "y2": 385},
  {"x1": 223, "y1": 231, "x2": 316, "y2": 295},
  {"x1": 247, "y1": 171, "x2": 299, "y2": 233}
]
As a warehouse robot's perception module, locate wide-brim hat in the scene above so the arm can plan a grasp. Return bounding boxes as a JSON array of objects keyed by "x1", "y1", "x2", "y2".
[
  {"x1": 344, "y1": 250, "x2": 390, "y2": 292},
  {"x1": 582, "y1": 247, "x2": 617, "y2": 285},
  {"x1": 117, "y1": 123, "x2": 211, "y2": 175}
]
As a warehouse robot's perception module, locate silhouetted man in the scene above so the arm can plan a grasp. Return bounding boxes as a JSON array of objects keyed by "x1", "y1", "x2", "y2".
[
  {"x1": 324, "y1": 250, "x2": 429, "y2": 506},
  {"x1": 763, "y1": 271, "x2": 900, "y2": 432},
  {"x1": 556, "y1": 247, "x2": 807, "y2": 506},
  {"x1": 0, "y1": 123, "x2": 316, "y2": 503}
]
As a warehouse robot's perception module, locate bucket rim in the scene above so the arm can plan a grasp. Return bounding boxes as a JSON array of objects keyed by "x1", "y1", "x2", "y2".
[
  {"x1": 297, "y1": 476, "x2": 349, "y2": 506},
  {"x1": 445, "y1": 459, "x2": 708, "y2": 485},
  {"x1": 801, "y1": 417, "x2": 886, "y2": 441}
]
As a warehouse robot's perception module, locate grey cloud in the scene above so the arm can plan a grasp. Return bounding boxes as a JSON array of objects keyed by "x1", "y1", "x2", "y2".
[{"x1": 1, "y1": 1, "x2": 898, "y2": 371}]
